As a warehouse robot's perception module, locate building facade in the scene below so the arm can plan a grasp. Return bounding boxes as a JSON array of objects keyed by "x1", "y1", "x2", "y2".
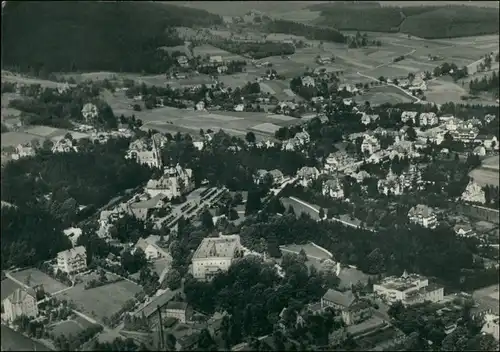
[
  {"x1": 165, "y1": 302, "x2": 193, "y2": 323},
  {"x1": 192, "y1": 235, "x2": 241, "y2": 281},
  {"x1": 373, "y1": 271, "x2": 444, "y2": 306},
  {"x1": 408, "y1": 204, "x2": 437, "y2": 228},
  {"x1": 2, "y1": 288, "x2": 39, "y2": 322},
  {"x1": 57, "y1": 246, "x2": 87, "y2": 274}
]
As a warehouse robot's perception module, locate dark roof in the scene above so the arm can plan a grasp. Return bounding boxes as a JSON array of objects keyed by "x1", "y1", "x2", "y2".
[
  {"x1": 323, "y1": 289, "x2": 356, "y2": 308},
  {"x1": 166, "y1": 301, "x2": 188, "y2": 311}
]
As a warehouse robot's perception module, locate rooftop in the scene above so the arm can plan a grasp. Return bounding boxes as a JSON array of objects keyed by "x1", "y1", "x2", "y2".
[
  {"x1": 4, "y1": 288, "x2": 37, "y2": 304},
  {"x1": 192, "y1": 235, "x2": 240, "y2": 260},
  {"x1": 322, "y1": 289, "x2": 356, "y2": 308},
  {"x1": 57, "y1": 245, "x2": 86, "y2": 260},
  {"x1": 166, "y1": 301, "x2": 188, "y2": 311}
]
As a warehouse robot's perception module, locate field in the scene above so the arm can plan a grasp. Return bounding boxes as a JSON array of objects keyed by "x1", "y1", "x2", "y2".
[
  {"x1": 58, "y1": 279, "x2": 142, "y2": 321},
  {"x1": 353, "y1": 85, "x2": 416, "y2": 105},
  {"x1": 281, "y1": 197, "x2": 320, "y2": 220},
  {"x1": 11, "y1": 268, "x2": 68, "y2": 294},
  {"x1": 279, "y1": 243, "x2": 331, "y2": 260},
  {"x1": 103, "y1": 89, "x2": 302, "y2": 140},
  {"x1": 192, "y1": 44, "x2": 247, "y2": 61},
  {"x1": 469, "y1": 156, "x2": 500, "y2": 187},
  {"x1": 48, "y1": 316, "x2": 95, "y2": 339}
]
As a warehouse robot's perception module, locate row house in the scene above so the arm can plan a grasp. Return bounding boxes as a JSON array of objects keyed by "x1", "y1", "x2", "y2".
[
  {"x1": 407, "y1": 204, "x2": 437, "y2": 229},
  {"x1": 419, "y1": 112, "x2": 438, "y2": 126},
  {"x1": 449, "y1": 127, "x2": 479, "y2": 143},
  {"x1": 296, "y1": 166, "x2": 320, "y2": 187}
]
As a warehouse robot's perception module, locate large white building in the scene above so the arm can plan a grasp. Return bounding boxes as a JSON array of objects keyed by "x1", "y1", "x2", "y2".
[
  {"x1": 408, "y1": 204, "x2": 437, "y2": 229},
  {"x1": 361, "y1": 135, "x2": 380, "y2": 155},
  {"x1": 57, "y1": 246, "x2": 87, "y2": 274},
  {"x1": 192, "y1": 234, "x2": 241, "y2": 281},
  {"x1": 2, "y1": 288, "x2": 39, "y2": 322},
  {"x1": 145, "y1": 164, "x2": 194, "y2": 199},
  {"x1": 373, "y1": 271, "x2": 444, "y2": 306}
]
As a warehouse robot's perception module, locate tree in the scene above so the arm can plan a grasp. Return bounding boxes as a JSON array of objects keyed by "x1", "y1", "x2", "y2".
[
  {"x1": 319, "y1": 207, "x2": 325, "y2": 219},
  {"x1": 245, "y1": 190, "x2": 262, "y2": 216},
  {"x1": 200, "y1": 209, "x2": 214, "y2": 230},
  {"x1": 245, "y1": 131, "x2": 256, "y2": 143},
  {"x1": 165, "y1": 268, "x2": 182, "y2": 290}
]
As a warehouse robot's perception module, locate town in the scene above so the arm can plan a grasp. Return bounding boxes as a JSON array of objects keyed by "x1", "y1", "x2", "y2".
[{"x1": 1, "y1": 1, "x2": 499, "y2": 352}]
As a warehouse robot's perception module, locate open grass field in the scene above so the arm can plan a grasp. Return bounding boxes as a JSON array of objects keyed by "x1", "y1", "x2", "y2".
[
  {"x1": 58, "y1": 279, "x2": 142, "y2": 321},
  {"x1": 281, "y1": 197, "x2": 320, "y2": 220},
  {"x1": 469, "y1": 156, "x2": 500, "y2": 187},
  {"x1": 1, "y1": 70, "x2": 70, "y2": 89},
  {"x1": 1, "y1": 277, "x2": 24, "y2": 300},
  {"x1": 353, "y1": 85, "x2": 416, "y2": 105},
  {"x1": 192, "y1": 44, "x2": 247, "y2": 61},
  {"x1": 11, "y1": 268, "x2": 68, "y2": 294},
  {"x1": 280, "y1": 242, "x2": 332, "y2": 260},
  {"x1": 48, "y1": 316, "x2": 95, "y2": 339}
]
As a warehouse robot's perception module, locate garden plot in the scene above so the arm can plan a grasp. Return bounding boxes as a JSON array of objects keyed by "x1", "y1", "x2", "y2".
[{"x1": 250, "y1": 122, "x2": 282, "y2": 135}]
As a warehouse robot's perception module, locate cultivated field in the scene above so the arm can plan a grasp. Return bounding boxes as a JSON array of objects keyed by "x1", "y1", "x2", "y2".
[
  {"x1": 469, "y1": 155, "x2": 500, "y2": 187},
  {"x1": 11, "y1": 268, "x2": 68, "y2": 295},
  {"x1": 58, "y1": 279, "x2": 142, "y2": 321}
]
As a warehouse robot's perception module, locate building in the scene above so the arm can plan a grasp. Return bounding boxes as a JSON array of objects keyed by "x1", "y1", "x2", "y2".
[
  {"x1": 217, "y1": 65, "x2": 228, "y2": 74},
  {"x1": 316, "y1": 56, "x2": 332, "y2": 64},
  {"x1": 63, "y1": 227, "x2": 83, "y2": 247},
  {"x1": 419, "y1": 112, "x2": 438, "y2": 126},
  {"x1": 2, "y1": 288, "x2": 39, "y2": 322},
  {"x1": 321, "y1": 289, "x2": 372, "y2": 325},
  {"x1": 461, "y1": 181, "x2": 486, "y2": 204},
  {"x1": 361, "y1": 135, "x2": 381, "y2": 155},
  {"x1": 254, "y1": 169, "x2": 270, "y2": 185},
  {"x1": 439, "y1": 114, "x2": 454, "y2": 123},
  {"x1": 145, "y1": 164, "x2": 194, "y2": 199},
  {"x1": 125, "y1": 138, "x2": 163, "y2": 168},
  {"x1": 373, "y1": 271, "x2": 444, "y2": 306},
  {"x1": 453, "y1": 223, "x2": 475, "y2": 238},
  {"x1": 57, "y1": 246, "x2": 87, "y2": 274},
  {"x1": 134, "y1": 237, "x2": 169, "y2": 260},
  {"x1": 127, "y1": 193, "x2": 168, "y2": 221},
  {"x1": 401, "y1": 111, "x2": 418, "y2": 124},
  {"x1": 209, "y1": 56, "x2": 223, "y2": 65},
  {"x1": 474, "y1": 135, "x2": 498, "y2": 150},
  {"x1": 322, "y1": 178, "x2": 344, "y2": 199},
  {"x1": 165, "y1": 301, "x2": 193, "y2": 323},
  {"x1": 177, "y1": 56, "x2": 189, "y2": 68},
  {"x1": 473, "y1": 145, "x2": 487, "y2": 156},
  {"x1": 269, "y1": 169, "x2": 284, "y2": 186},
  {"x1": 11, "y1": 143, "x2": 35, "y2": 160},
  {"x1": 301, "y1": 76, "x2": 315, "y2": 87},
  {"x1": 52, "y1": 138, "x2": 78, "y2": 153},
  {"x1": 81, "y1": 103, "x2": 98, "y2": 123},
  {"x1": 192, "y1": 234, "x2": 241, "y2": 281},
  {"x1": 481, "y1": 314, "x2": 500, "y2": 341},
  {"x1": 234, "y1": 104, "x2": 245, "y2": 112},
  {"x1": 296, "y1": 166, "x2": 320, "y2": 187},
  {"x1": 195, "y1": 101, "x2": 205, "y2": 111},
  {"x1": 450, "y1": 127, "x2": 479, "y2": 143},
  {"x1": 408, "y1": 204, "x2": 437, "y2": 228}
]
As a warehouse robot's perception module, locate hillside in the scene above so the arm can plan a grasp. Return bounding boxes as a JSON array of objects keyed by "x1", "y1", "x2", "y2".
[
  {"x1": 309, "y1": 3, "x2": 500, "y2": 38},
  {"x1": 1, "y1": 1, "x2": 222, "y2": 74},
  {"x1": 400, "y1": 6, "x2": 500, "y2": 39}
]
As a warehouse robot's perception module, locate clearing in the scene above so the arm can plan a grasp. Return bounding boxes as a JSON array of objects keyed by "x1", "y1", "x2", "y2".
[
  {"x1": 354, "y1": 85, "x2": 416, "y2": 105},
  {"x1": 58, "y1": 278, "x2": 142, "y2": 321},
  {"x1": 48, "y1": 316, "x2": 95, "y2": 339},
  {"x1": 469, "y1": 156, "x2": 500, "y2": 187},
  {"x1": 279, "y1": 242, "x2": 332, "y2": 260},
  {"x1": 11, "y1": 268, "x2": 68, "y2": 295}
]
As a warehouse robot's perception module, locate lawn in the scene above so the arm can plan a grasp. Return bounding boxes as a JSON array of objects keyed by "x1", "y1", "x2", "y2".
[
  {"x1": 11, "y1": 268, "x2": 68, "y2": 294},
  {"x1": 1, "y1": 277, "x2": 24, "y2": 300},
  {"x1": 48, "y1": 316, "x2": 95, "y2": 339},
  {"x1": 280, "y1": 197, "x2": 320, "y2": 220},
  {"x1": 58, "y1": 280, "x2": 142, "y2": 321},
  {"x1": 280, "y1": 243, "x2": 332, "y2": 260},
  {"x1": 354, "y1": 85, "x2": 416, "y2": 105},
  {"x1": 1, "y1": 132, "x2": 42, "y2": 148}
]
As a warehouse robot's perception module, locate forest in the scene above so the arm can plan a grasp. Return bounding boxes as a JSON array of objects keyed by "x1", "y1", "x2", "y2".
[
  {"x1": 264, "y1": 19, "x2": 346, "y2": 44},
  {"x1": 2, "y1": 1, "x2": 222, "y2": 74},
  {"x1": 469, "y1": 72, "x2": 499, "y2": 98}
]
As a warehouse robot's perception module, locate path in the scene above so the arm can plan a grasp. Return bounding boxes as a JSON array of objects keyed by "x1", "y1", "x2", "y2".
[
  {"x1": 287, "y1": 196, "x2": 375, "y2": 232},
  {"x1": 356, "y1": 71, "x2": 421, "y2": 103}
]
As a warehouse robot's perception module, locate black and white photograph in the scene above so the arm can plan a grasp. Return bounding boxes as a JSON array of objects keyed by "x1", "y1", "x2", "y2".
[{"x1": 1, "y1": 1, "x2": 499, "y2": 351}]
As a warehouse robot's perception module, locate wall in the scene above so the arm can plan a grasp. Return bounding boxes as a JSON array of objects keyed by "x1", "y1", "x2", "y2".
[{"x1": 456, "y1": 203, "x2": 499, "y2": 224}]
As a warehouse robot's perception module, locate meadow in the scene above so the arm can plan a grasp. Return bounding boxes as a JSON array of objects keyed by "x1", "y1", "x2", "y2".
[{"x1": 11, "y1": 268, "x2": 68, "y2": 294}]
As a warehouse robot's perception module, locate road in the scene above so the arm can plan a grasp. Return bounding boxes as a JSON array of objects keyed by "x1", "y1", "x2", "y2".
[
  {"x1": 231, "y1": 335, "x2": 269, "y2": 351},
  {"x1": 287, "y1": 196, "x2": 375, "y2": 232}
]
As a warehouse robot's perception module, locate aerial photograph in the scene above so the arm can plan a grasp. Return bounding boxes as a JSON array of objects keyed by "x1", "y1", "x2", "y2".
[{"x1": 1, "y1": 0, "x2": 499, "y2": 351}]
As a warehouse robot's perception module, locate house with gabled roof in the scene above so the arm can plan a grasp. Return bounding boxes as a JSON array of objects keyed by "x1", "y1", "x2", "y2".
[
  {"x1": 2, "y1": 288, "x2": 39, "y2": 322},
  {"x1": 321, "y1": 289, "x2": 372, "y2": 326}
]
